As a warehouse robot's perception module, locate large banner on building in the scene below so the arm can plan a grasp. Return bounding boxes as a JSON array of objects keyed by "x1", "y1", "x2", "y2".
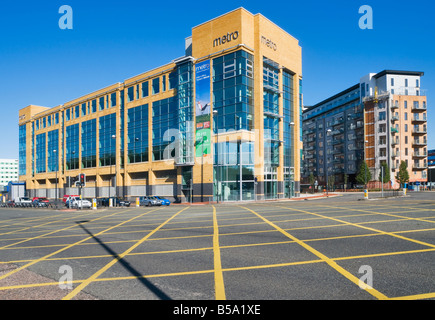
[{"x1": 195, "y1": 60, "x2": 211, "y2": 157}]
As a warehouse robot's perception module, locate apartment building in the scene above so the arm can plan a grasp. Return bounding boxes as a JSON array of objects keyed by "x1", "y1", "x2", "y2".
[
  {"x1": 18, "y1": 8, "x2": 303, "y2": 202},
  {"x1": 302, "y1": 70, "x2": 428, "y2": 187}
]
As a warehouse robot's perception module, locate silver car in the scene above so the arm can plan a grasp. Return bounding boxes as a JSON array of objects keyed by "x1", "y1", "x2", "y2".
[{"x1": 139, "y1": 196, "x2": 162, "y2": 207}]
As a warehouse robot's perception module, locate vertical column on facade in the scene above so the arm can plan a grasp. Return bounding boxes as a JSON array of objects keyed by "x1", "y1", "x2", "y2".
[{"x1": 277, "y1": 66, "x2": 284, "y2": 199}]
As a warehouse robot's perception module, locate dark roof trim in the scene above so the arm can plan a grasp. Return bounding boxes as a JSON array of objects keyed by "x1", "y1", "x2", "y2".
[
  {"x1": 373, "y1": 70, "x2": 424, "y2": 79},
  {"x1": 305, "y1": 84, "x2": 360, "y2": 111}
]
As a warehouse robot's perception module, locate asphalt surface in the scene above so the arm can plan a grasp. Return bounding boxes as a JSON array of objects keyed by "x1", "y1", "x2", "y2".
[{"x1": 0, "y1": 191, "x2": 434, "y2": 302}]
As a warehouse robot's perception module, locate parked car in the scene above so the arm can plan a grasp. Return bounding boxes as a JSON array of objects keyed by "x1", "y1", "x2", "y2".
[
  {"x1": 15, "y1": 197, "x2": 32, "y2": 207},
  {"x1": 63, "y1": 195, "x2": 79, "y2": 204},
  {"x1": 139, "y1": 196, "x2": 162, "y2": 207},
  {"x1": 33, "y1": 199, "x2": 49, "y2": 207},
  {"x1": 154, "y1": 196, "x2": 171, "y2": 206},
  {"x1": 69, "y1": 198, "x2": 92, "y2": 209},
  {"x1": 32, "y1": 197, "x2": 50, "y2": 203},
  {"x1": 101, "y1": 197, "x2": 131, "y2": 207}
]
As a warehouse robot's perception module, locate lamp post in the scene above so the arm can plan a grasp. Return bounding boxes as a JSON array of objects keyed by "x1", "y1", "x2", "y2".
[
  {"x1": 213, "y1": 109, "x2": 219, "y2": 203},
  {"x1": 289, "y1": 122, "x2": 295, "y2": 198},
  {"x1": 53, "y1": 149, "x2": 58, "y2": 209},
  {"x1": 326, "y1": 129, "x2": 332, "y2": 195},
  {"x1": 111, "y1": 134, "x2": 117, "y2": 204}
]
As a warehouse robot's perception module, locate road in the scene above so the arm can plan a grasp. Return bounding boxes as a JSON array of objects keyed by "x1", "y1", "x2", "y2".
[{"x1": 0, "y1": 192, "x2": 434, "y2": 303}]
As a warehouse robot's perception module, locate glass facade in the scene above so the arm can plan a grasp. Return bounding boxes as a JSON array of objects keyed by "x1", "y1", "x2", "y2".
[
  {"x1": 212, "y1": 50, "x2": 254, "y2": 132},
  {"x1": 283, "y1": 70, "x2": 295, "y2": 197},
  {"x1": 35, "y1": 133, "x2": 46, "y2": 174},
  {"x1": 152, "y1": 98, "x2": 178, "y2": 161},
  {"x1": 19, "y1": 124, "x2": 26, "y2": 176},
  {"x1": 99, "y1": 113, "x2": 116, "y2": 167},
  {"x1": 81, "y1": 119, "x2": 96, "y2": 168},
  {"x1": 66, "y1": 124, "x2": 79, "y2": 171},
  {"x1": 128, "y1": 104, "x2": 149, "y2": 163},
  {"x1": 47, "y1": 129, "x2": 59, "y2": 172},
  {"x1": 213, "y1": 50, "x2": 255, "y2": 201},
  {"x1": 214, "y1": 141, "x2": 255, "y2": 201}
]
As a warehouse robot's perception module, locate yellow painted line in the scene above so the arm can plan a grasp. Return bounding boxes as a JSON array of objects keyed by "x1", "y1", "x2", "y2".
[
  {"x1": 240, "y1": 206, "x2": 389, "y2": 300},
  {"x1": 212, "y1": 205, "x2": 226, "y2": 300},
  {"x1": 388, "y1": 292, "x2": 435, "y2": 300},
  {"x1": 276, "y1": 205, "x2": 435, "y2": 250},
  {"x1": 0, "y1": 207, "x2": 159, "y2": 282},
  {"x1": 0, "y1": 210, "x2": 97, "y2": 250},
  {"x1": 62, "y1": 206, "x2": 189, "y2": 300}
]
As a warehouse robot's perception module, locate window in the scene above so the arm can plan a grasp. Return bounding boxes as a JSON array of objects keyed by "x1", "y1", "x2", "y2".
[
  {"x1": 379, "y1": 111, "x2": 386, "y2": 121},
  {"x1": 142, "y1": 81, "x2": 149, "y2": 98},
  {"x1": 405, "y1": 136, "x2": 408, "y2": 144},
  {"x1": 66, "y1": 124, "x2": 79, "y2": 170},
  {"x1": 416, "y1": 79, "x2": 419, "y2": 88},
  {"x1": 82, "y1": 119, "x2": 96, "y2": 168},
  {"x1": 66, "y1": 109, "x2": 71, "y2": 121},
  {"x1": 391, "y1": 78, "x2": 394, "y2": 86},
  {"x1": 128, "y1": 104, "x2": 149, "y2": 163},
  {"x1": 405, "y1": 79, "x2": 408, "y2": 87},
  {"x1": 152, "y1": 78, "x2": 160, "y2": 95},
  {"x1": 92, "y1": 100, "x2": 97, "y2": 113},
  {"x1": 99, "y1": 113, "x2": 116, "y2": 167},
  {"x1": 405, "y1": 124, "x2": 408, "y2": 132},
  {"x1": 55, "y1": 113, "x2": 59, "y2": 124},
  {"x1": 82, "y1": 103, "x2": 87, "y2": 117},
  {"x1": 162, "y1": 75, "x2": 166, "y2": 92},
  {"x1": 99, "y1": 97, "x2": 105, "y2": 110},
  {"x1": 152, "y1": 98, "x2": 177, "y2": 161},
  {"x1": 404, "y1": 101, "x2": 407, "y2": 109},
  {"x1": 404, "y1": 112, "x2": 408, "y2": 120},
  {"x1": 111, "y1": 92, "x2": 117, "y2": 107},
  {"x1": 127, "y1": 86, "x2": 134, "y2": 102},
  {"x1": 19, "y1": 125, "x2": 26, "y2": 176},
  {"x1": 75, "y1": 105, "x2": 79, "y2": 118},
  {"x1": 47, "y1": 130, "x2": 59, "y2": 172},
  {"x1": 169, "y1": 72, "x2": 177, "y2": 90},
  {"x1": 36, "y1": 133, "x2": 46, "y2": 173}
]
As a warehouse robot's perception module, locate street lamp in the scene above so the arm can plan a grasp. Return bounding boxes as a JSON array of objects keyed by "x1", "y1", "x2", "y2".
[
  {"x1": 213, "y1": 109, "x2": 219, "y2": 203},
  {"x1": 53, "y1": 149, "x2": 58, "y2": 209},
  {"x1": 111, "y1": 134, "x2": 117, "y2": 202},
  {"x1": 288, "y1": 122, "x2": 295, "y2": 198},
  {"x1": 326, "y1": 129, "x2": 332, "y2": 195}
]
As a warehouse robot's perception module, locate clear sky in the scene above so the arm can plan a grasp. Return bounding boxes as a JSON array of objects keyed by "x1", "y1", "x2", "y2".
[{"x1": 1, "y1": 0, "x2": 434, "y2": 159}]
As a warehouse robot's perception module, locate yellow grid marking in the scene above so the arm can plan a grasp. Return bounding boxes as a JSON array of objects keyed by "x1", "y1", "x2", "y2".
[
  {"x1": 212, "y1": 205, "x2": 226, "y2": 300},
  {"x1": 239, "y1": 206, "x2": 389, "y2": 300},
  {"x1": 62, "y1": 206, "x2": 189, "y2": 300}
]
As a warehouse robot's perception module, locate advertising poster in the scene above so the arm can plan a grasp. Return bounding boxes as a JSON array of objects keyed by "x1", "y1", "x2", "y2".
[{"x1": 195, "y1": 60, "x2": 211, "y2": 157}]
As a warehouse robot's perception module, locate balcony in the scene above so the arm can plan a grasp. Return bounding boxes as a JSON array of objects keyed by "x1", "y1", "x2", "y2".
[
  {"x1": 391, "y1": 150, "x2": 400, "y2": 158},
  {"x1": 391, "y1": 103, "x2": 399, "y2": 109},
  {"x1": 412, "y1": 140, "x2": 427, "y2": 146},
  {"x1": 391, "y1": 115, "x2": 399, "y2": 122},
  {"x1": 391, "y1": 139, "x2": 399, "y2": 146},
  {"x1": 413, "y1": 151, "x2": 427, "y2": 158},
  {"x1": 412, "y1": 104, "x2": 427, "y2": 112},
  {"x1": 391, "y1": 127, "x2": 399, "y2": 134},
  {"x1": 412, "y1": 127, "x2": 427, "y2": 134},
  {"x1": 412, "y1": 116, "x2": 427, "y2": 123},
  {"x1": 412, "y1": 163, "x2": 427, "y2": 170}
]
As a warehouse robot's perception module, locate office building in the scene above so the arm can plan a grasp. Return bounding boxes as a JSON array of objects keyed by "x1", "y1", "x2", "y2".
[
  {"x1": 302, "y1": 70, "x2": 428, "y2": 188},
  {"x1": 18, "y1": 8, "x2": 303, "y2": 202},
  {"x1": 0, "y1": 159, "x2": 19, "y2": 190}
]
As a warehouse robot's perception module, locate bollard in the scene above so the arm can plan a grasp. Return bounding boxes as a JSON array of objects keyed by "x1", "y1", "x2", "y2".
[
  {"x1": 403, "y1": 188, "x2": 407, "y2": 196},
  {"x1": 92, "y1": 198, "x2": 97, "y2": 210},
  {"x1": 364, "y1": 189, "x2": 369, "y2": 200},
  {"x1": 136, "y1": 197, "x2": 140, "y2": 207},
  {"x1": 109, "y1": 198, "x2": 113, "y2": 207}
]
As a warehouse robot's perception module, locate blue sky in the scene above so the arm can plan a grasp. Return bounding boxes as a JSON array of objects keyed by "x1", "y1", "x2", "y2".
[{"x1": 1, "y1": 0, "x2": 434, "y2": 159}]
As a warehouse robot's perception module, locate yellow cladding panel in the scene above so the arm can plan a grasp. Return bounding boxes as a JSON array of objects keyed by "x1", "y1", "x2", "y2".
[{"x1": 19, "y1": 105, "x2": 50, "y2": 125}]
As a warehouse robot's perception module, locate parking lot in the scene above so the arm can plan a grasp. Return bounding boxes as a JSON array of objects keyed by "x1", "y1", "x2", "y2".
[{"x1": 0, "y1": 192, "x2": 434, "y2": 302}]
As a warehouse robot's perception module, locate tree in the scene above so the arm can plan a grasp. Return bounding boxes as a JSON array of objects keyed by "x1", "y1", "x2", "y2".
[
  {"x1": 379, "y1": 162, "x2": 391, "y2": 184},
  {"x1": 328, "y1": 175, "x2": 335, "y2": 191},
  {"x1": 344, "y1": 174, "x2": 348, "y2": 192},
  {"x1": 309, "y1": 173, "x2": 315, "y2": 193},
  {"x1": 356, "y1": 161, "x2": 371, "y2": 186},
  {"x1": 396, "y1": 160, "x2": 410, "y2": 188}
]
